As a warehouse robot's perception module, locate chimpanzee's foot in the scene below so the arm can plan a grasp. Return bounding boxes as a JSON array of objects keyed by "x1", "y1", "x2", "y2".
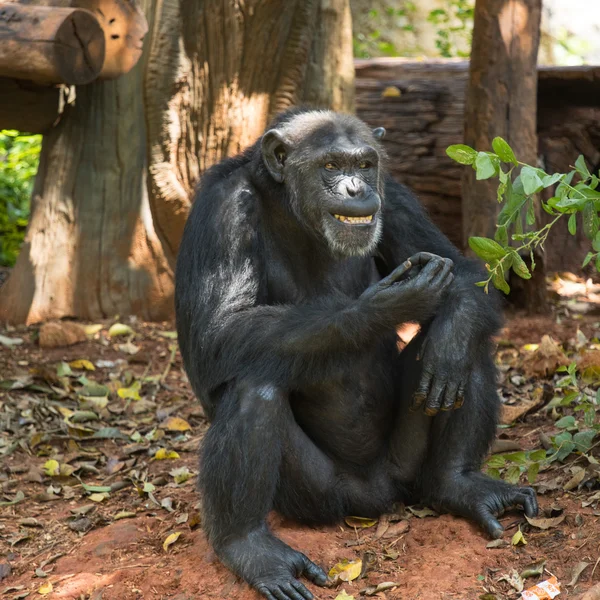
[
  {"x1": 427, "y1": 472, "x2": 538, "y2": 539},
  {"x1": 218, "y1": 529, "x2": 328, "y2": 600}
]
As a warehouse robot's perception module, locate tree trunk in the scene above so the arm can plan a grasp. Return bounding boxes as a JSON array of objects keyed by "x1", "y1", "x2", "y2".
[
  {"x1": 462, "y1": 0, "x2": 547, "y2": 313},
  {"x1": 0, "y1": 0, "x2": 354, "y2": 324}
]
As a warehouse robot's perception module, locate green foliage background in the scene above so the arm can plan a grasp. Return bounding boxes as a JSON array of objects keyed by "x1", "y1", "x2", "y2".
[{"x1": 0, "y1": 131, "x2": 41, "y2": 267}]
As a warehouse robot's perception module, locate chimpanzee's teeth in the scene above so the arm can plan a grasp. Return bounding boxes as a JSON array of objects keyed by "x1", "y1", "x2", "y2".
[{"x1": 333, "y1": 214, "x2": 374, "y2": 224}]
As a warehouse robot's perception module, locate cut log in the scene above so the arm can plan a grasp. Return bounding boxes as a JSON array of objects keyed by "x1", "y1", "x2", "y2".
[
  {"x1": 0, "y1": 3, "x2": 105, "y2": 85},
  {"x1": 71, "y1": 0, "x2": 147, "y2": 80}
]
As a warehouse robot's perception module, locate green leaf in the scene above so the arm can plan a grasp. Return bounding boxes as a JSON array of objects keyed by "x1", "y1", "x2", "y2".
[
  {"x1": 468, "y1": 237, "x2": 507, "y2": 262},
  {"x1": 526, "y1": 199, "x2": 535, "y2": 226},
  {"x1": 495, "y1": 225, "x2": 508, "y2": 245},
  {"x1": 446, "y1": 144, "x2": 477, "y2": 165},
  {"x1": 486, "y1": 455, "x2": 506, "y2": 468},
  {"x1": 593, "y1": 232, "x2": 600, "y2": 252},
  {"x1": 568, "y1": 213, "x2": 577, "y2": 235},
  {"x1": 510, "y1": 251, "x2": 531, "y2": 279},
  {"x1": 492, "y1": 137, "x2": 517, "y2": 165},
  {"x1": 527, "y1": 462, "x2": 540, "y2": 484},
  {"x1": 573, "y1": 430, "x2": 596, "y2": 453},
  {"x1": 492, "y1": 269, "x2": 510, "y2": 295},
  {"x1": 475, "y1": 152, "x2": 497, "y2": 180},
  {"x1": 503, "y1": 451, "x2": 527, "y2": 465},
  {"x1": 529, "y1": 449, "x2": 547, "y2": 462},
  {"x1": 583, "y1": 252, "x2": 595, "y2": 268},
  {"x1": 575, "y1": 154, "x2": 591, "y2": 179},
  {"x1": 521, "y1": 166, "x2": 544, "y2": 195},
  {"x1": 541, "y1": 173, "x2": 563, "y2": 188},
  {"x1": 583, "y1": 201, "x2": 599, "y2": 239},
  {"x1": 504, "y1": 465, "x2": 522, "y2": 484},
  {"x1": 555, "y1": 415, "x2": 576, "y2": 429},
  {"x1": 82, "y1": 484, "x2": 112, "y2": 493}
]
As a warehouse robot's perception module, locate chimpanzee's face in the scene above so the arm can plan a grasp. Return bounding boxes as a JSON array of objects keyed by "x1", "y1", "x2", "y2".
[{"x1": 261, "y1": 112, "x2": 386, "y2": 257}]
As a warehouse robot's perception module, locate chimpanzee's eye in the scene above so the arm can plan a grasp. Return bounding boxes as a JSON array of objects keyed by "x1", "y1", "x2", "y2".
[
  {"x1": 359, "y1": 161, "x2": 371, "y2": 169},
  {"x1": 324, "y1": 162, "x2": 338, "y2": 171}
]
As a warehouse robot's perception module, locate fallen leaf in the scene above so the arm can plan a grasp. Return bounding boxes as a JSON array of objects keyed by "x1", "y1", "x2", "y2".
[
  {"x1": 108, "y1": 323, "x2": 135, "y2": 337},
  {"x1": 361, "y1": 581, "x2": 399, "y2": 596},
  {"x1": 154, "y1": 448, "x2": 180, "y2": 460},
  {"x1": 163, "y1": 531, "x2": 182, "y2": 552},
  {"x1": 37, "y1": 582, "x2": 53, "y2": 595},
  {"x1": 118, "y1": 341, "x2": 140, "y2": 355},
  {"x1": 117, "y1": 381, "x2": 141, "y2": 401},
  {"x1": 84, "y1": 324, "x2": 103, "y2": 335},
  {"x1": 520, "y1": 559, "x2": 546, "y2": 579},
  {"x1": 568, "y1": 561, "x2": 590, "y2": 587},
  {"x1": 382, "y1": 520, "x2": 409, "y2": 538},
  {"x1": 69, "y1": 359, "x2": 95, "y2": 371},
  {"x1": 512, "y1": 528, "x2": 527, "y2": 546},
  {"x1": 525, "y1": 514, "x2": 565, "y2": 530},
  {"x1": 499, "y1": 568, "x2": 523, "y2": 593},
  {"x1": 160, "y1": 416, "x2": 192, "y2": 432},
  {"x1": 580, "y1": 582, "x2": 600, "y2": 600},
  {"x1": 329, "y1": 559, "x2": 362, "y2": 583},
  {"x1": 0, "y1": 334, "x2": 23, "y2": 346},
  {"x1": 43, "y1": 460, "x2": 60, "y2": 477},
  {"x1": 334, "y1": 592, "x2": 354, "y2": 600},
  {"x1": 486, "y1": 539, "x2": 509, "y2": 549},
  {"x1": 158, "y1": 331, "x2": 178, "y2": 339},
  {"x1": 89, "y1": 493, "x2": 108, "y2": 502},
  {"x1": 344, "y1": 516, "x2": 377, "y2": 529},
  {"x1": 522, "y1": 335, "x2": 569, "y2": 377},
  {"x1": 563, "y1": 467, "x2": 586, "y2": 491},
  {"x1": 407, "y1": 506, "x2": 438, "y2": 518},
  {"x1": 113, "y1": 511, "x2": 136, "y2": 520},
  {"x1": 170, "y1": 466, "x2": 193, "y2": 484}
]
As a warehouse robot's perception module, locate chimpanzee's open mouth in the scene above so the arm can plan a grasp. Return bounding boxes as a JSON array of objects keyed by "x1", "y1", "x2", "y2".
[{"x1": 332, "y1": 214, "x2": 374, "y2": 225}]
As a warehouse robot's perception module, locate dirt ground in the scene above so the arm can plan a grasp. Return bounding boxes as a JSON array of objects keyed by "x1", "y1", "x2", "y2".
[{"x1": 2, "y1": 273, "x2": 600, "y2": 600}]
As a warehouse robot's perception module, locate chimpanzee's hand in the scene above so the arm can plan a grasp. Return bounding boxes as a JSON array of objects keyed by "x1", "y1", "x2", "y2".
[
  {"x1": 412, "y1": 319, "x2": 470, "y2": 415},
  {"x1": 358, "y1": 252, "x2": 454, "y2": 326}
]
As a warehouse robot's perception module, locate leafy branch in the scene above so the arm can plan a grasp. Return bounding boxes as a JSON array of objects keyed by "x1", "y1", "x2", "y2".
[{"x1": 447, "y1": 139, "x2": 600, "y2": 294}]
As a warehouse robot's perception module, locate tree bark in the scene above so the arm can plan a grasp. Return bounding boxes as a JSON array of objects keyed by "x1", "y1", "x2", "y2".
[
  {"x1": 462, "y1": 0, "x2": 547, "y2": 313},
  {"x1": 0, "y1": 0, "x2": 355, "y2": 324},
  {"x1": 0, "y1": 79, "x2": 62, "y2": 132}
]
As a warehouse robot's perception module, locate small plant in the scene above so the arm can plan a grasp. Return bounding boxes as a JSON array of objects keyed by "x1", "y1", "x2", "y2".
[
  {"x1": 447, "y1": 138, "x2": 600, "y2": 294},
  {"x1": 353, "y1": 4, "x2": 417, "y2": 59},
  {"x1": 0, "y1": 130, "x2": 42, "y2": 266},
  {"x1": 427, "y1": 0, "x2": 474, "y2": 58}
]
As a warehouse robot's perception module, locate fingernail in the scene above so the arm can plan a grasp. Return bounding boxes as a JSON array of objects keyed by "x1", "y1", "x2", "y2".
[{"x1": 424, "y1": 407, "x2": 438, "y2": 416}]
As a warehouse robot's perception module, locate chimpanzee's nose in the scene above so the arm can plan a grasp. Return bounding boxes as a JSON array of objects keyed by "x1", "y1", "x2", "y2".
[{"x1": 345, "y1": 178, "x2": 364, "y2": 197}]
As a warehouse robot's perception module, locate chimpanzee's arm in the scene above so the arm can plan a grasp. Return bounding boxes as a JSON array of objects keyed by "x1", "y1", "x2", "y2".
[
  {"x1": 378, "y1": 176, "x2": 504, "y2": 414},
  {"x1": 175, "y1": 180, "x2": 450, "y2": 396}
]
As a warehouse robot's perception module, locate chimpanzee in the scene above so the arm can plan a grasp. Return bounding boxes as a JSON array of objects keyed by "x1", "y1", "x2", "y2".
[{"x1": 175, "y1": 108, "x2": 538, "y2": 600}]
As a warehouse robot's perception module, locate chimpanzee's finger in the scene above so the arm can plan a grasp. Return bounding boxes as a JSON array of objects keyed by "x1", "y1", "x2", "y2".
[
  {"x1": 454, "y1": 385, "x2": 465, "y2": 409},
  {"x1": 424, "y1": 377, "x2": 445, "y2": 416},
  {"x1": 441, "y1": 381, "x2": 459, "y2": 411},
  {"x1": 412, "y1": 368, "x2": 433, "y2": 409},
  {"x1": 383, "y1": 259, "x2": 414, "y2": 286}
]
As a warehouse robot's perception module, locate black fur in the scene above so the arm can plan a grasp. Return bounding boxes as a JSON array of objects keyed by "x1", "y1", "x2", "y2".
[{"x1": 175, "y1": 109, "x2": 538, "y2": 600}]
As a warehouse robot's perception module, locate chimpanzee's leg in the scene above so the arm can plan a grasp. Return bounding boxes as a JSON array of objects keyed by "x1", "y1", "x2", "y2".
[
  {"x1": 200, "y1": 380, "x2": 395, "y2": 600},
  {"x1": 389, "y1": 331, "x2": 538, "y2": 538}
]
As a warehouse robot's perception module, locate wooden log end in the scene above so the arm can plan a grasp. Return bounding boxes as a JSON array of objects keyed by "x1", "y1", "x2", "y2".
[{"x1": 55, "y1": 8, "x2": 106, "y2": 85}]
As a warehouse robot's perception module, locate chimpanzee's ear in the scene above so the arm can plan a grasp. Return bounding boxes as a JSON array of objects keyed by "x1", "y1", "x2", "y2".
[
  {"x1": 372, "y1": 127, "x2": 386, "y2": 140},
  {"x1": 261, "y1": 130, "x2": 290, "y2": 183}
]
